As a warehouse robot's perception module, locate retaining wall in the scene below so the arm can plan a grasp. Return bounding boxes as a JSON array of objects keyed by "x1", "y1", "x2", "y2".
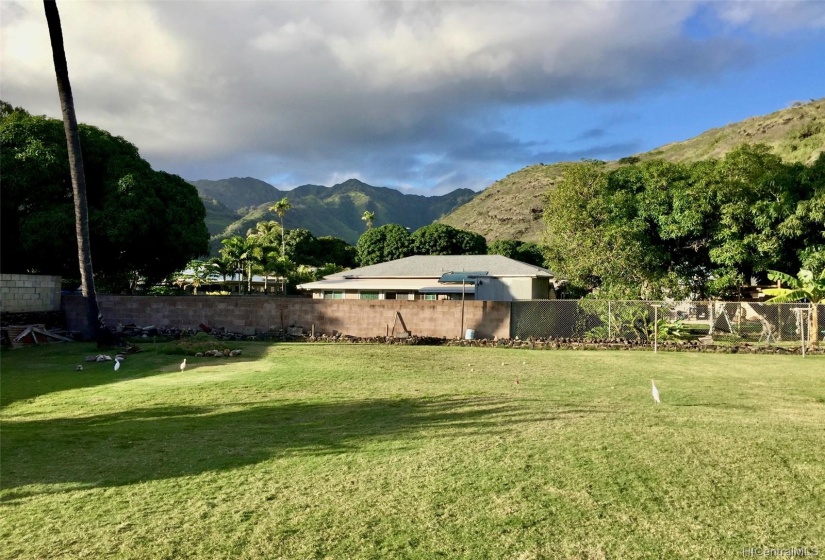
[
  {"x1": 62, "y1": 295, "x2": 511, "y2": 340},
  {"x1": 0, "y1": 274, "x2": 62, "y2": 314}
]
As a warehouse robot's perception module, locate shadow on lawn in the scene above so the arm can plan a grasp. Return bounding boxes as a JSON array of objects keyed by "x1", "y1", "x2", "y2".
[{"x1": 1, "y1": 396, "x2": 599, "y2": 500}]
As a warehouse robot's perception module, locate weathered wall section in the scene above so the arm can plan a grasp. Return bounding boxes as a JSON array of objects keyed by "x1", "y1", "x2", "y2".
[
  {"x1": 1, "y1": 274, "x2": 62, "y2": 314},
  {"x1": 62, "y1": 295, "x2": 511, "y2": 340}
]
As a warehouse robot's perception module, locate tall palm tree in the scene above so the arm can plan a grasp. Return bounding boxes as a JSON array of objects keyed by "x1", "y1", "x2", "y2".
[
  {"x1": 246, "y1": 223, "x2": 283, "y2": 293},
  {"x1": 362, "y1": 210, "x2": 375, "y2": 230},
  {"x1": 269, "y1": 197, "x2": 292, "y2": 256},
  {"x1": 43, "y1": 0, "x2": 99, "y2": 341},
  {"x1": 209, "y1": 257, "x2": 234, "y2": 286},
  {"x1": 220, "y1": 236, "x2": 254, "y2": 294}
]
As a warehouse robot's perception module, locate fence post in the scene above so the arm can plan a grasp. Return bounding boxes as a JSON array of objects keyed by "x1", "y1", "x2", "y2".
[
  {"x1": 608, "y1": 300, "x2": 612, "y2": 338},
  {"x1": 652, "y1": 303, "x2": 661, "y2": 353}
]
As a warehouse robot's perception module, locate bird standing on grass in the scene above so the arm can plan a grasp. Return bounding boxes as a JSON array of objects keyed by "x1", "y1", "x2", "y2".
[
  {"x1": 180, "y1": 358, "x2": 187, "y2": 372},
  {"x1": 114, "y1": 359, "x2": 121, "y2": 372},
  {"x1": 651, "y1": 380, "x2": 661, "y2": 404}
]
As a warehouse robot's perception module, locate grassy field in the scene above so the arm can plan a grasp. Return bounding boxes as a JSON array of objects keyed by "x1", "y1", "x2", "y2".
[{"x1": 1, "y1": 342, "x2": 823, "y2": 559}]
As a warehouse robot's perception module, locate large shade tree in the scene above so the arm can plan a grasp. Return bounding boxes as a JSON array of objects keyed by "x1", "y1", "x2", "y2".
[
  {"x1": 0, "y1": 104, "x2": 209, "y2": 292},
  {"x1": 543, "y1": 147, "x2": 825, "y2": 298},
  {"x1": 410, "y1": 223, "x2": 487, "y2": 256},
  {"x1": 356, "y1": 224, "x2": 413, "y2": 266}
]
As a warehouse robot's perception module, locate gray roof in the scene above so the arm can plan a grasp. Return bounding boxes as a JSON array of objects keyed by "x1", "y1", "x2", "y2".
[{"x1": 326, "y1": 255, "x2": 553, "y2": 279}]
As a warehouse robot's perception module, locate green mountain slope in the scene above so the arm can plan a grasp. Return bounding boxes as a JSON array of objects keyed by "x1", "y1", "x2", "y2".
[
  {"x1": 200, "y1": 195, "x2": 239, "y2": 236},
  {"x1": 191, "y1": 177, "x2": 285, "y2": 212},
  {"x1": 440, "y1": 98, "x2": 825, "y2": 243},
  {"x1": 194, "y1": 178, "x2": 477, "y2": 252}
]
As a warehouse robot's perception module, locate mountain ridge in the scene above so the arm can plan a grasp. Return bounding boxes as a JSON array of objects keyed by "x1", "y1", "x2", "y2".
[{"x1": 191, "y1": 177, "x2": 477, "y2": 249}]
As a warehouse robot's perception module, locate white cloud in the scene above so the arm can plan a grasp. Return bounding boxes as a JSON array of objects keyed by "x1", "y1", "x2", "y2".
[
  {"x1": 1, "y1": 0, "x2": 821, "y2": 191},
  {"x1": 713, "y1": 0, "x2": 825, "y2": 33}
]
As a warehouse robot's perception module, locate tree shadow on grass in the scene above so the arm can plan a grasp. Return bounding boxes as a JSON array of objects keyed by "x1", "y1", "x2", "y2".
[
  {"x1": 1, "y1": 396, "x2": 599, "y2": 500},
  {"x1": 0, "y1": 343, "x2": 265, "y2": 408}
]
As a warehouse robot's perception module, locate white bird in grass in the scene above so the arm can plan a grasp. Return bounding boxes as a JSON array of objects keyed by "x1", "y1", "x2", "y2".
[
  {"x1": 651, "y1": 380, "x2": 661, "y2": 404},
  {"x1": 114, "y1": 359, "x2": 121, "y2": 372},
  {"x1": 180, "y1": 358, "x2": 187, "y2": 372}
]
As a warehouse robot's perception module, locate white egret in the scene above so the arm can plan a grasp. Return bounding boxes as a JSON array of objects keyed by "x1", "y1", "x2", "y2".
[
  {"x1": 651, "y1": 380, "x2": 661, "y2": 404},
  {"x1": 180, "y1": 358, "x2": 187, "y2": 372},
  {"x1": 114, "y1": 359, "x2": 121, "y2": 372}
]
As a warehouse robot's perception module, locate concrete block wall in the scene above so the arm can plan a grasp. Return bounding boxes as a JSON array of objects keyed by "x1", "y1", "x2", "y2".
[
  {"x1": 0, "y1": 274, "x2": 62, "y2": 314},
  {"x1": 63, "y1": 295, "x2": 511, "y2": 340}
]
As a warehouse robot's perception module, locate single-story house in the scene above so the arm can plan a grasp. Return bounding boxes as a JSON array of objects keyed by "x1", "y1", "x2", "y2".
[{"x1": 297, "y1": 255, "x2": 556, "y2": 301}]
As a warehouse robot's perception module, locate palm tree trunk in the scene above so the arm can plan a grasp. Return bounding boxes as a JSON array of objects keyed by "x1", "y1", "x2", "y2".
[
  {"x1": 280, "y1": 216, "x2": 286, "y2": 256},
  {"x1": 44, "y1": 0, "x2": 100, "y2": 342}
]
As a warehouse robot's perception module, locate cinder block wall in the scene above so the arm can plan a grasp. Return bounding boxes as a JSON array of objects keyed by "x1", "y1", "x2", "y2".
[
  {"x1": 0, "y1": 274, "x2": 62, "y2": 314},
  {"x1": 62, "y1": 295, "x2": 511, "y2": 340}
]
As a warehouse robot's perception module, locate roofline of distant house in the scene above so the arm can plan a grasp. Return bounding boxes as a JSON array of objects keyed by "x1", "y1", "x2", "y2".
[{"x1": 336, "y1": 273, "x2": 554, "y2": 280}]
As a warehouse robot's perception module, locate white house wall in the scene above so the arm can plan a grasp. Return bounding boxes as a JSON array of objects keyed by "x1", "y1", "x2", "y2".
[{"x1": 477, "y1": 277, "x2": 535, "y2": 301}]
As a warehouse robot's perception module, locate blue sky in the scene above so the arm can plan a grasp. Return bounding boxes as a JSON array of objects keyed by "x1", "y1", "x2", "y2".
[{"x1": 2, "y1": 1, "x2": 823, "y2": 195}]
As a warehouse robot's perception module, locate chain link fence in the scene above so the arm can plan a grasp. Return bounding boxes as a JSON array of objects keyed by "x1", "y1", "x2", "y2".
[{"x1": 511, "y1": 300, "x2": 825, "y2": 345}]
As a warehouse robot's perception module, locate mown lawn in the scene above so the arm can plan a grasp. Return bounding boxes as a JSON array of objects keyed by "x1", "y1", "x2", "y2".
[{"x1": 1, "y1": 343, "x2": 823, "y2": 559}]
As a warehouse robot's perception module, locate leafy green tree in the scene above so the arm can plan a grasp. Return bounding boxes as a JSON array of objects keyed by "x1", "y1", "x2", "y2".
[
  {"x1": 410, "y1": 223, "x2": 487, "y2": 256},
  {"x1": 0, "y1": 104, "x2": 209, "y2": 292},
  {"x1": 708, "y1": 145, "x2": 818, "y2": 293},
  {"x1": 356, "y1": 224, "x2": 413, "y2": 266},
  {"x1": 283, "y1": 228, "x2": 319, "y2": 265},
  {"x1": 315, "y1": 236, "x2": 357, "y2": 269},
  {"x1": 543, "y1": 148, "x2": 825, "y2": 298},
  {"x1": 269, "y1": 197, "x2": 292, "y2": 256},
  {"x1": 488, "y1": 239, "x2": 546, "y2": 267},
  {"x1": 544, "y1": 161, "x2": 667, "y2": 298}
]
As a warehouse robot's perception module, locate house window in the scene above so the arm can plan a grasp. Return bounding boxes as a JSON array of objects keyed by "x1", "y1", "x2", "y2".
[
  {"x1": 385, "y1": 292, "x2": 411, "y2": 300},
  {"x1": 360, "y1": 291, "x2": 379, "y2": 300},
  {"x1": 422, "y1": 294, "x2": 437, "y2": 300},
  {"x1": 323, "y1": 291, "x2": 344, "y2": 299}
]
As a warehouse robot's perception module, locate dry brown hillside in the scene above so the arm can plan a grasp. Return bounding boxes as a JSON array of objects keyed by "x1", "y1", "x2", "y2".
[{"x1": 440, "y1": 98, "x2": 825, "y2": 243}]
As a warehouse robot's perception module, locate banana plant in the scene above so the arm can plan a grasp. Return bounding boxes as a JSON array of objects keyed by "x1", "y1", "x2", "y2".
[{"x1": 764, "y1": 269, "x2": 825, "y2": 345}]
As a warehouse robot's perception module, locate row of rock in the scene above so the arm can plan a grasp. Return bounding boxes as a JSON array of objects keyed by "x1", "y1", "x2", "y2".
[
  {"x1": 298, "y1": 334, "x2": 823, "y2": 354},
  {"x1": 115, "y1": 324, "x2": 298, "y2": 342},
  {"x1": 195, "y1": 349, "x2": 243, "y2": 357},
  {"x1": 84, "y1": 353, "x2": 127, "y2": 362},
  {"x1": 110, "y1": 325, "x2": 821, "y2": 354}
]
